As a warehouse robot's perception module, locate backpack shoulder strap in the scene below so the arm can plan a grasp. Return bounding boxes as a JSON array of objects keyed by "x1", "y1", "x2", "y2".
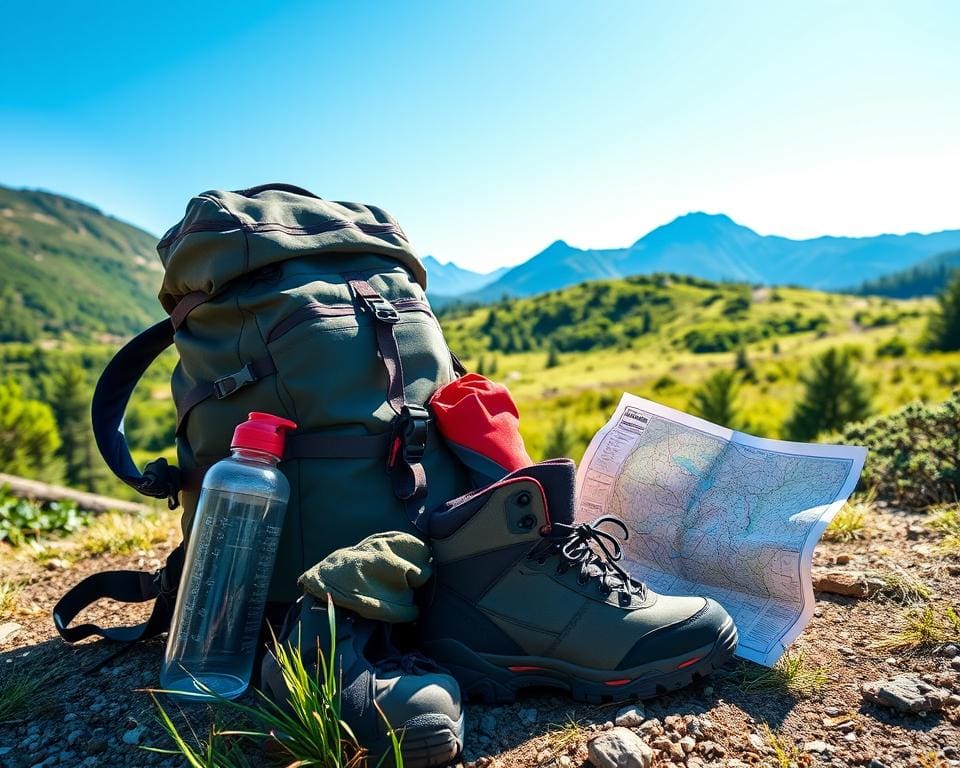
[{"x1": 92, "y1": 318, "x2": 181, "y2": 507}]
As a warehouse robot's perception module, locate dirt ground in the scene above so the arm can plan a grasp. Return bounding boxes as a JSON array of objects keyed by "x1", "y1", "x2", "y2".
[{"x1": 1, "y1": 504, "x2": 958, "y2": 768}]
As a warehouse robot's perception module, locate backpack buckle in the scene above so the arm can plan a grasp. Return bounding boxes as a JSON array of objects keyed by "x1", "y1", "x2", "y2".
[
  {"x1": 397, "y1": 404, "x2": 429, "y2": 463},
  {"x1": 362, "y1": 296, "x2": 400, "y2": 324},
  {"x1": 214, "y1": 364, "x2": 256, "y2": 399}
]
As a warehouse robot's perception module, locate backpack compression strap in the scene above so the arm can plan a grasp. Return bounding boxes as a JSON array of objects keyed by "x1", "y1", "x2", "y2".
[{"x1": 92, "y1": 318, "x2": 183, "y2": 508}]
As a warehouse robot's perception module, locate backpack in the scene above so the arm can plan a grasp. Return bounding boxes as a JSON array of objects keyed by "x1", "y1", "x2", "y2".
[{"x1": 54, "y1": 183, "x2": 473, "y2": 644}]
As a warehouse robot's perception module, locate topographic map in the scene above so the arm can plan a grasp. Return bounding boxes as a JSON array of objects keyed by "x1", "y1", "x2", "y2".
[{"x1": 576, "y1": 394, "x2": 866, "y2": 666}]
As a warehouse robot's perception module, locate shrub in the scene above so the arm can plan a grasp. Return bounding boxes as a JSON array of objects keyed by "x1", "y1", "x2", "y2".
[{"x1": 841, "y1": 391, "x2": 960, "y2": 508}]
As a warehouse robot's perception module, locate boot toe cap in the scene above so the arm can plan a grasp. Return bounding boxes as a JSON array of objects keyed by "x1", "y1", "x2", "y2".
[{"x1": 617, "y1": 596, "x2": 734, "y2": 670}]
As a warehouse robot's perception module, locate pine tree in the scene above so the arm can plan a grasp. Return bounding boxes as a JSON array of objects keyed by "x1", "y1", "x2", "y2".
[
  {"x1": 475, "y1": 356, "x2": 486, "y2": 376},
  {"x1": 50, "y1": 365, "x2": 105, "y2": 491},
  {"x1": 543, "y1": 417, "x2": 574, "y2": 459},
  {"x1": 689, "y1": 370, "x2": 742, "y2": 429},
  {"x1": 488, "y1": 356, "x2": 498, "y2": 375},
  {"x1": 545, "y1": 342, "x2": 560, "y2": 369},
  {"x1": 926, "y1": 269, "x2": 960, "y2": 351},
  {"x1": 785, "y1": 347, "x2": 872, "y2": 441}
]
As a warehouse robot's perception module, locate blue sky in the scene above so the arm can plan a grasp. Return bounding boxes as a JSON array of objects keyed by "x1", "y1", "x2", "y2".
[{"x1": 1, "y1": 1, "x2": 958, "y2": 272}]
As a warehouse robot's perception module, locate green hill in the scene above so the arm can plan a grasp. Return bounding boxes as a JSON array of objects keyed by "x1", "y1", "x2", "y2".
[
  {"x1": 0, "y1": 185, "x2": 162, "y2": 342},
  {"x1": 855, "y1": 248, "x2": 960, "y2": 298}
]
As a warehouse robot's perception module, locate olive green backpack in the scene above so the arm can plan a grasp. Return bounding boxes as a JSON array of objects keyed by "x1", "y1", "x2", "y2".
[{"x1": 54, "y1": 183, "x2": 472, "y2": 644}]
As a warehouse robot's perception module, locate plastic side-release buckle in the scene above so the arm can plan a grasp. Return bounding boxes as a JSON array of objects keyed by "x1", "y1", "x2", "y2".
[
  {"x1": 213, "y1": 364, "x2": 257, "y2": 399},
  {"x1": 397, "y1": 404, "x2": 429, "y2": 464},
  {"x1": 361, "y1": 295, "x2": 400, "y2": 324}
]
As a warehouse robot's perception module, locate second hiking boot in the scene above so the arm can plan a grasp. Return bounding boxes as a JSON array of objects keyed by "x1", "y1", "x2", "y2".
[
  {"x1": 417, "y1": 459, "x2": 738, "y2": 704},
  {"x1": 262, "y1": 595, "x2": 464, "y2": 767}
]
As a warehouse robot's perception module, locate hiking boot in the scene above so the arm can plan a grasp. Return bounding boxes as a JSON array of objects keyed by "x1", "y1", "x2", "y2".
[
  {"x1": 261, "y1": 595, "x2": 464, "y2": 767},
  {"x1": 417, "y1": 459, "x2": 738, "y2": 704}
]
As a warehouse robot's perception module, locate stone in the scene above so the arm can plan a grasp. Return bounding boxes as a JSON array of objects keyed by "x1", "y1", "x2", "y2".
[
  {"x1": 906, "y1": 524, "x2": 925, "y2": 540},
  {"x1": 862, "y1": 675, "x2": 952, "y2": 713},
  {"x1": 679, "y1": 736, "x2": 696, "y2": 754},
  {"x1": 638, "y1": 719, "x2": 662, "y2": 737},
  {"x1": 518, "y1": 707, "x2": 538, "y2": 725},
  {"x1": 587, "y1": 728, "x2": 653, "y2": 768},
  {"x1": 804, "y1": 740, "x2": 831, "y2": 753},
  {"x1": 66, "y1": 730, "x2": 84, "y2": 747},
  {"x1": 614, "y1": 704, "x2": 645, "y2": 728},
  {"x1": 747, "y1": 733, "x2": 765, "y2": 751},
  {"x1": 652, "y1": 737, "x2": 684, "y2": 762},
  {"x1": 942, "y1": 644, "x2": 959, "y2": 658},
  {"x1": 812, "y1": 571, "x2": 883, "y2": 598},
  {"x1": 951, "y1": 657, "x2": 960, "y2": 672},
  {"x1": 844, "y1": 731, "x2": 858, "y2": 742},
  {"x1": 835, "y1": 553, "x2": 851, "y2": 565},
  {"x1": 699, "y1": 740, "x2": 725, "y2": 758},
  {"x1": 868, "y1": 760, "x2": 889, "y2": 768},
  {"x1": 947, "y1": 564, "x2": 960, "y2": 577},
  {"x1": 537, "y1": 748, "x2": 552, "y2": 764},
  {"x1": 0, "y1": 748, "x2": 11, "y2": 757},
  {"x1": 558, "y1": 756, "x2": 572, "y2": 767},
  {"x1": 0, "y1": 622, "x2": 23, "y2": 643},
  {"x1": 121, "y1": 728, "x2": 144, "y2": 746}
]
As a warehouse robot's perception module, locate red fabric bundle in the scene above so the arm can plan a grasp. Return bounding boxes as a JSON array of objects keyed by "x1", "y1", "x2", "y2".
[{"x1": 429, "y1": 373, "x2": 533, "y2": 483}]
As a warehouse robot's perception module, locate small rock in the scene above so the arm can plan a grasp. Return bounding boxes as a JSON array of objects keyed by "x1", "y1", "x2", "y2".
[
  {"x1": 687, "y1": 759, "x2": 705, "y2": 768},
  {"x1": 942, "y1": 644, "x2": 959, "y2": 658},
  {"x1": 951, "y1": 657, "x2": 960, "y2": 672},
  {"x1": 843, "y1": 731, "x2": 858, "y2": 742},
  {"x1": 536, "y1": 748, "x2": 552, "y2": 764},
  {"x1": 868, "y1": 761, "x2": 889, "y2": 768},
  {"x1": 804, "y1": 740, "x2": 831, "y2": 753},
  {"x1": 587, "y1": 727, "x2": 653, "y2": 768},
  {"x1": 121, "y1": 728, "x2": 143, "y2": 746},
  {"x1": 662, "y1": 714, "x2": 685, "y2": 735},
  {"x1": 602, "y1": 721, "x2": 614, "y2": 730},
  {"x1": 702, "y1": 686, "x2": 714, "y2": 697},
  {"x1": 947, "y1": 694, "x2": 960, "y2": 707},
  {"x1": 0, "y1": 622, "x2": 23, "y2": 643},
  {"x1": 638, "y1": 719, "x2": 662, "y2": 737},
  {"x1": 885, "y1": 657, "x2": 898, "y2": 665},
  {"x1": 558, "y1": 756, "x2": 572, "y2": 768},
  {"x1": 747, "y1": 733, "x2": 765, "y2": 751},
  {"x1": 652, "y1": 737, "x2": 684, "y2": 762},
  {"x1": 835, "y1": 553, "x2": 851, "y2": 565},
  {"x1": 518, "y1": 707, "x2": 538, "y2": 725},
  {"x1": 839, "y1": 646, "x2": 856, "y2": 656},
  {"x1": 614, "y1": 704, "x2": 645, "y2": 728},
  {"x1": 862, "y1": 675, "x2": 952, "y2": 713},
  {"x1": 66, "y1": 730, "x2": 84, "y2": 747},
  {"x1": 906, "y1": 524, "x2": 925, "y2": 540},
  {"x1": 812, "y1": 570, "x2": 883, "y2": 598},
  {"x1": 699, "y1": 740, "x2": 725, "y2": 758},
  {"x1": 947, "y1": 564, "x2": 960, "y2": 576},
  {"x1": 0, "y1": 747, "x2": 11, "y2": 757},
  {"x1": 679, "y1": 736, "x2": 696, "y2": 754}
]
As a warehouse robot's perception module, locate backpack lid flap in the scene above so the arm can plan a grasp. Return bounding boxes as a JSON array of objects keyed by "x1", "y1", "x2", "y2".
[{"x1": 156, "y1": 187, "x2": 427, "y2": 312}]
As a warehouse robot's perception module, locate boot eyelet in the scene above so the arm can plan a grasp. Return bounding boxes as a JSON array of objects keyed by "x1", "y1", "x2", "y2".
[
  {"x1": 516, "y1": 491, "x2": 532, "y2": 507},
  {"x1": 518, "y1": 514, "x2": 537, "y2": 531},
  {"x1": 577, "y1": 575, "x2": 588, "y2": 586}
]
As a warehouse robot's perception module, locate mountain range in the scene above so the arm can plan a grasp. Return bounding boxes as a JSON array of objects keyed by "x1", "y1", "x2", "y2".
[
  {"x1": 854, "y1": 248, "x2": 960, "y2": 299},
  {"x1": 439, "y1": 213, "x2": 960, "y2": 304},
  {"x1": 2, "y1": 183, "x2": 959, "y2": 342},
  {"x1": 421, "y1": 255, "x2": 508, "y2": 296}
]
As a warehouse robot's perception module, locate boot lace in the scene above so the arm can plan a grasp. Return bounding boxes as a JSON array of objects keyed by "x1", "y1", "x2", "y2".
[{"x1": 527, "y1": 515, "x2": 646, "y2": 601}]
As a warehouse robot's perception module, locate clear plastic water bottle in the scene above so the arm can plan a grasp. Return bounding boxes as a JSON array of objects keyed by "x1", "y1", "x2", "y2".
[{"x1": 161, "y1": 412, "x2": 297, "y2": 700}]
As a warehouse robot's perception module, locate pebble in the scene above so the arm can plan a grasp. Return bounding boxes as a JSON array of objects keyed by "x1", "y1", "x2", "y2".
[
  {"x1": 638, "y1": 718, "x2": 662, "y2": 737},
  {"x1": 862, "y1": 675, "x2": 952, "y2": 713},
  {"x1": 699, "y1": 740, "x2": 725, "y2": 758},
  {"x1": 951, "y1": 657, "x2": 960, "y2": 672},
  {"x1": 942, "y1": 644, "x2": 960, "y2": 658},
  {"x1": 518, "y1": 707, "x2": 538, "y2": 725},
  {"x1": 587, "y1": 727, "x2": 653, "y2": 768},
  {"x1": 85, "y1": 738, "x2": 107, "y2": 755},
  {"x1": 679, "y1": 736, "x2": 696, "y2": 754},
  {"x1": 536, "y1": 748, "x2": 552, "y2": 763},
  {"x1": 0, "y1": 748, "x2": 11, "y2": 757},
  {"x1": 804, "y1": 739, "x2": 831, "y2": 753},
  {"x1": 0, "y1": 622, "x2": 22, "y2": 643},
  {"x1": 844, "y1": 731, "x2": 858, "y2": 742},
  {"x1": 121, "y1": 727, "x2": 144, "y2": 746},
  {"x1": 558, "y1": 756, "x2": 572, "y2": 767},
  {"x1": 614, "y1": 704, "x2": 645, "y2": 728},
  {"x1": 835, "y1": 553, "x2": 851, "y2": 565},
  {"x1": 748, "y1": 733, "x2": 765, "y2": 751},
  {"x1": 652, "y1": 737, "x2": 684, "y2": 762},
  {"x1": 66, "y1": 730, "x2": 84, "y2": 747}
]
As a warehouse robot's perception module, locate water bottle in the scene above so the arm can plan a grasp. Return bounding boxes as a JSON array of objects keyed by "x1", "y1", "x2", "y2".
[{"x1": 161, "y1": 411, "x2": 297, "y2": 700}]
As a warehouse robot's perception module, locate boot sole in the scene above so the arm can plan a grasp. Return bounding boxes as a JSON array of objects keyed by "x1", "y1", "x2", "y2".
[{"x1": 423, "y1": 616, "x2": 739, "y2": 705}]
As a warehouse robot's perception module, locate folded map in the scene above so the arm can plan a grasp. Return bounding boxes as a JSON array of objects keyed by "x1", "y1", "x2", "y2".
[{"x1": 576, "y1": 393, "x2": 866, "y2": 667}]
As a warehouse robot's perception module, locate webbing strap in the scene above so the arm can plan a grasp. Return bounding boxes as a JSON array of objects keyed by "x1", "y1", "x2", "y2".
[
  {"x1": 347, "y1": 277, "x2": 406, "y2": 415},
  {"x1": 286, "y1": 432, "x2": 393, "y2": 459},
  {"x1": 170, "y1": 290, "x2": 210, "y2": 330},
  {"x1": 175, "y1": 355, "x2": 278, "y2": 435},
  {"x1": 92, "y1": 319, "x2": 182, "y2": 505},
  {"x1": 53, "y1": 545, "x2": 185, "y2": 645}
]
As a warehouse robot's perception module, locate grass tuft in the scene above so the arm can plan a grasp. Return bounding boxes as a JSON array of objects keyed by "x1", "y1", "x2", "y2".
[
  {"x1": 77, "y1": 510, "x2": 171, "y2": 557},
  {"x1": 763, "y1": 724, "x2": 810, "y2": 768},
  {"x1": 823, "y1": 490, "x2": 873, "y2": 542},
  {"x1": 147, "y1": 595, "x2": 402, "y2": 768},
  {"x1": 0, "y1": 659, "x2": 68, "y2": 723},
  {"x1": 544, "y1": 716, "x2": 587, "y2": 758},
  {"x1": 875, "y1": 604, "x2": 960, "y2": 652},
  {"x1": 929, "y1": 504, "x2": 960, "y2": 556},
  {"x1": 0, "y1": 578, "x2": 21, "y2": 615},
  {"x1": 737, "y1": 650, "x2": 828, "y2": 698},
  {"x1": 870, "y1": 568, "x2": 931, "y2": 604}
]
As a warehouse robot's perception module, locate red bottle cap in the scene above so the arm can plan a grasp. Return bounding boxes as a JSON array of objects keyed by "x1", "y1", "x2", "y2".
[{"x1": 231, "y1": 412, "x2": 297, "y2": 458}]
